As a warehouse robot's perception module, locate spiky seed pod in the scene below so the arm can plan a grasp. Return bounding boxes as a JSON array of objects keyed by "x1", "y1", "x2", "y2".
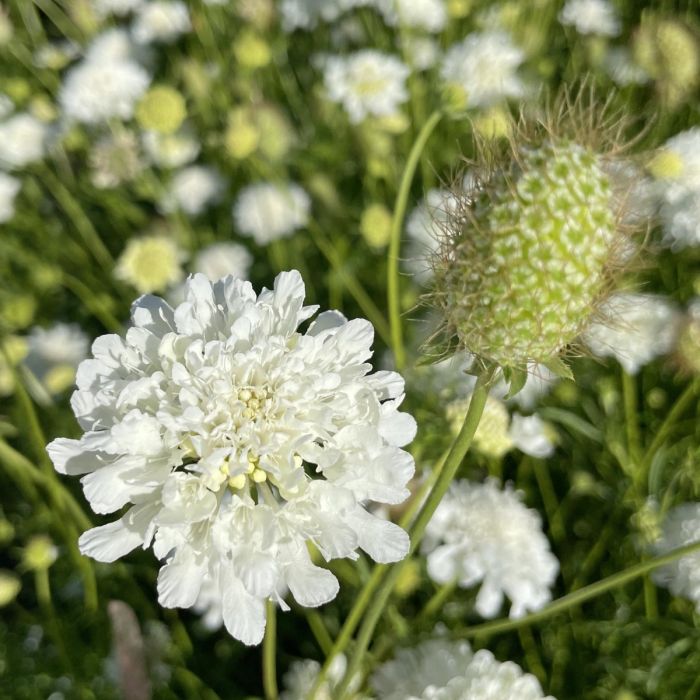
[{"x1": 430, "y1": 88, "x2": 647, "y2": 372}]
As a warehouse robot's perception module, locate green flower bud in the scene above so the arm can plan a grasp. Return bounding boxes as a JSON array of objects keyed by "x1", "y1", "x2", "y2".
[
  {"x1": 22, "y1": 535, "x2": 57, "y2": 571},
  {"x1": 431, "y1": 93, "x2": 642, "y2": 372},
  {"x1": 360, "y1": 203, "x2": 392, "y2": 249},
  {"x1": 0, "y1": 571, "x2": 20, "y2": 607},
  {"x1": 136, "y1": 86, "x2": 187, "y2": 135}
]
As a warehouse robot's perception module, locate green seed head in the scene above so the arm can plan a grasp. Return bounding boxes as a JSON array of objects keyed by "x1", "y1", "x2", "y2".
[{"x1": 430, "y1": 92, "x2": 643, "y2": 372}]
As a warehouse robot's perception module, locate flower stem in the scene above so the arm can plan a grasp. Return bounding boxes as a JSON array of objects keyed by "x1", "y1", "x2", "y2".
[
  {"x1": 335, "y1": 368, "x2": 494, "y2": 699},
  {"x1": 621, "y1": 369, "x2": 642, "y2": 464},
  {"x1": 454, "y1": 539, "x2": 700, "y2": 639},
  {"x1": 263, "y1": 600, "x2": 279, "y2": 700},
  {"x1": 387, "y1": 110, "x2": 443, "y2": 371}
]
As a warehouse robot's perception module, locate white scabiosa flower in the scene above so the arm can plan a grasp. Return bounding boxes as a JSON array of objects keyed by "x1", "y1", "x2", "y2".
[
  {"x1": 0, "y1": 113, "x2": 47, "y2": 170},
  {"x1": 424, "y1": 479, "x2": 558, "y2": 619},
  {"x1": 652, "y1": 503, "x2": 700, "y2": 612},
  {"x1": 559, "y1": 0, "x2": 620, "y2": 37},
  {"x1": 281, "y1": 655, "x2": 361, "y2": 700},
  {"x1": 193, "y1": 242, "x2": 253, "y2": 282},
  {"x1": 279, "y1": 0, "x2": 364, "y2": 31},
  {"x1": 47, "y1": 271, "x2": 415, "y2": 645},
  {"x1": 93, "y1": 0, "x2": 145, "y2": 17},
  {"x1": 233, "y1": 182, "x2": 311, "y2": 245},
  {"x1": 509, "y1": 414, "x2": 555, "y2": 459},
  {"x1": 604, "y1": 47, "x2": 649, "y2": 87},
  {"x1": 440, "y1": 31, "x2": 524, "y2": 109},
  {"x1": 163, "y1": 165, "x2": 224, "y2": 216},
  {"x1": 132, "y1": 1, "x2": 191, "y2": 44},
  {"x1": 371, "y1": 638, "x2": 555, "y2": 700},
  {"x1": 24, "y1": 323, "x2": 89, "y2": 397},
  {"x1": 583, "y1": 293, "x2": 681, "y2": 375},
  {"x1": 0, "y1": 172, "x2": 21, "y2": 222},
  {"x1": 115, "y1": 234, "x2": 185, "y2": 293},
  {"x1": 142, "y1": 127, "x2": 200, "y2": 168},
  {"x1": 89, "y1": 130, "x2": 145, "y2": 189},
  {"x1": 377, "y1": 0, "x2": 447, "y2": 33},
  {"x1": 650, "y1": 128, "x2": 700, "y2": 249},
  {"x1": 59, "y1": 31, "x2": 150, "y2": 124},
  {"x1": 323, "y1": 50, "x2": 410, "y2": 124}
]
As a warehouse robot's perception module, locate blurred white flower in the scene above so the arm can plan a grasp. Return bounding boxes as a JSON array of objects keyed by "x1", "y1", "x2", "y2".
[
  {"x1": 652, "y1": 503, "x2": 700, "y2": 612},
  {"x1": 0, "y1": 113, "x2": 47, "y2": 170},
  {"x1": 604, "y1": 47, "x2": 649, "y2": 87},
  {"x1": 280, "y1": 0, "x2": 365, "y2": 31},
  {"x1": 93, "y1": 0, "x2": 145, "y2": 17},
  {"x1": 132, "y1": 1, "x2": 191, "y2": 44},
  {"x1": 90, "y1": 130, "x2": 145, "y2": 188},
  {"x1": 0, "y1": 172, "x2": 20, "y2": 222},
  {"x1": 424, "y1": 479, "x2": 559, "y2": 619},
  {"x1": 372, "y1": 638, "x2": 555, "y2": 700},
  {"x1": 377, "y1": 0, "x2": 447, "y2": 33},
  {"x1": 400, "y1": 35, "x2": 441, "y2": 71},
  {"x1": 509, "y1": 414, "x2": 555, "y2": 459},
  {"x1": 142, "y1": 127, "x2": 200, "y2": 168},
  {"x1": 559, "y1": 0, "x2": 620, "y2": 37},
  {"x1": 47, "y1": 271, "x2": 415, "y2": 645},
  {"x1": 59, "y1": 31, "x2": 150, "y2": 124},
  {"x1": 583, "y1": 293, "x2": 682, "y2": 375},
  {"x1": 281, "y1": 655, "x2": 360, "y2": 700},
  {"x1": 233, "y1": 182, "x2": 311, "y2": 245},
  {"x1": 24, "y1": 323, "x2": 89, "y2": 398},
  {"x1": 323, "y1": 50, "x2": 410, "y2": 124},
  {"x1": 164, "y1": 165, "x2": 224, "y2": 216},
  {"x1": 440, "y1": 31, "x2": 524, "y2": 108},
  {"x1": 651, "y1": 128, "x2": 700, "y2": 249},
  {"x1": 115, "y1": 234, "x2": 185, "y2": 293},
  {"x1": 193, "y1": 242, "x2": 253, "y2": 282}
]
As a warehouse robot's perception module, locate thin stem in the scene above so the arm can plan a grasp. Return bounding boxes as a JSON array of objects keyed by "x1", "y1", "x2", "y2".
[
  {"x1": 335, "y1": 369, "x2": 494, "y2": 699},
  {"x1": 304, "y1": 609, "x2": 334, "y2": 657},
  {"x1": 455, "y1": 539, "x2": 700, "y2": 639},
  {"x1": 637, "y1": 377, "x2": 700, "y2": 489},
  {"x1": 621, "y1": 369, "x2": 642, "y2": 464},
  {"x1": 307, "y1": 220, "x2": 391, "y2": 346},
  {"x1": 263, "y1": 600, "x2": 279, "y2": 700},
  {"x1": 387, "y1": 110, "x2": 443, "y2": 371}
]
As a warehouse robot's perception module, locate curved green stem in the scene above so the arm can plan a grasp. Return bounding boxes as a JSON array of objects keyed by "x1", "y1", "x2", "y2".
[
  {"x1": 456, "y1": 539, "x2": 700, "y2": 640},
  {"x1": 335, "y1": 369, "x2": 494, "y2": 699},
  {"x1": 387, "y1": 110, "x2": 443, "y2": 371},
  {"x1": 263, "y1": 600, "x2": 279, "y2": 700}
]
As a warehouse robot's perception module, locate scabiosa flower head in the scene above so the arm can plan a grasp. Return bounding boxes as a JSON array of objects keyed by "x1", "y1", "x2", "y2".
[
  {"x1": 322, "y1": 50, "x2": 410, "y2": 124},
  {"x1": 131, "y1": 1, "x2": 191, "y2": 44},
  {"x1": 89, "y1": 130, "x2": 144, "y2": 189},
  {"x1": 24, "y1": 323, "x2": 89, "y2": 397},
  {"x1": 371, "y1": 638, "x2": 556, "y2": 700},
  {"x1": 59, "y1": 32, "x2": 150, "y2": 124},
  {"x1": 142, "y1": 127, "x2": 200, "y2": 168},
  {"x1": 136, "y1": 85, "x2": 186, "y2": 134},
  {"x1": 0, "y1": 172, "x2": 20, "y2": 222},
  {"x1": 233, "y1": 182, "x2": 311, "y2": 245},
  {"x1": 440, "y1": 31, "x2": 524, "y2": 109},
  {"x1": 47, "y1": 271, "x2": 415, "y2": 645},
  {"x1": 651, "y1": 503, "x2": 700, "y2": 611},
  {"x1": 429, "y1": 89, "x2": 648, "y2": 372},
  {"x1": 281, "y1": 655, "x2": 361, "y2": 700},
  {"x1": 583, "y1": 292, "x2": 681, "y2": 374},
  {"x1": 93, "y1": 0, "x2": 145, "y2": 17},
  {"x1": 424, "y1": 479, "x2": 559, "y2": 618},
  {"x1": 0, "y1": 113, "x2": 47, "y2": 169},
  {"x1": 163, "y1": 165, "x2": 224, "y2": 216},
  {"x1": 649, "y1": 128, "x2": 700, "y2": 250},
  {"x1": 193, "y1": 242, "x2": 253, "y2": 283},
  {"x1": 559, "y1": 0, "x2": 620, "y2": 37},
  {"x1": 377, "y1": 0, "x2": 448, "y2": 34},
  {"x1": 115, "y1": 234, "x2": 185, "y2": 293}
]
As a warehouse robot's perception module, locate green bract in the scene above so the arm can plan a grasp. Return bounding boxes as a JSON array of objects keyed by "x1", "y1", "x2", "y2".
[{"x1": 435, "y1": 138, "x2": 624, "y2": 369}]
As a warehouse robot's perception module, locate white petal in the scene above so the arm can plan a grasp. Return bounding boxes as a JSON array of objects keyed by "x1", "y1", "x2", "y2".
[
  {"x1": 475, "y1": 579, "x2": 504, "y2": 618},
  {"x1": 286, "y1": 562, "x2": 339, "y2": 608},
  {"x1": 80, "y1": 460, "x2": 137, "y2": 514},
  {"x1": 378, "y1": 407, "x2": 417, "y2": 447},
  {"x1": 157, "y1": 553, "x2": 204, "y2": 609},
  {"x1": 47, "y1": 438, "x2": 96, "y2": 475},
  {"x1": 221, "y1": 568, "x2": 266, "y2": 646},
  {"x1": 78, "y1": 519, "x2": 143, "y2": 563},
  {"x1": 350, "y1": 509, "x2": 410, "y2": 563},
  {"x1": 232, "y1": 549, "x2": 279, "y2": 598},
  {"x1": 307, "y1": 310, "x2": 347, "y2": 336}
]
